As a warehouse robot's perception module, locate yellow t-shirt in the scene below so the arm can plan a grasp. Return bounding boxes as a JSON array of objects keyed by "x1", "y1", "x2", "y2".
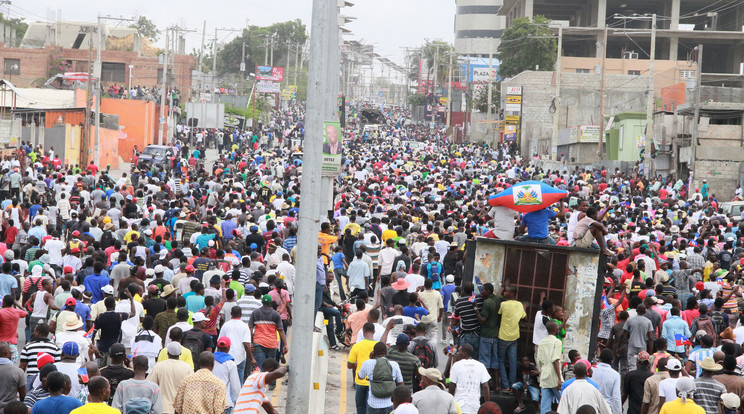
[
  {"x1": 498, "y1": 300, "x2": 527, "y2": 341},
  {"x1": 123, "y1": 231, "x2": 140, "y2": 244},
  {"x1": 157, "y1": 347, "x2": 195, "y2": 370},
  {"x1": 71, "y1": 403, "x2": 121, "y2": 414},
  {"x1": 381, "y1": 229, "x2": 397, "y2": 242},
  {"x1": 659, "y1": 399, "x2": 705, "y2": 414},
  {"x1": 348, "y1": 339, "x2": 377, "y2": 386}
]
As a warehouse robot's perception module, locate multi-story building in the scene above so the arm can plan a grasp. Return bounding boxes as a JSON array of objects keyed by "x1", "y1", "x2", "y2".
[{"x1": 454, "y1": 0, "x2": 506, "y2": 56}]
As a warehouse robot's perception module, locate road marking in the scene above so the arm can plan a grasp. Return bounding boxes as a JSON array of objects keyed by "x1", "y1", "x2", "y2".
[
  {"x1": 270, "y1": 325, "x2": 292, "y2": 407},
  {"x1": 339, "y1": 350, "x2": 348, "y2": 413}
]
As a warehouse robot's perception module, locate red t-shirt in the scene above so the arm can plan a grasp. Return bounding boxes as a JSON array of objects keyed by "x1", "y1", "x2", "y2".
[
  {"x1": 4, "y1": 226, "x2": 18, "y2": 245},
  {"x1": 0, "y1": 307, "x2": 28, "y2": 343},
  {"x1": 87, "y1": 164, "x2": 99, "y2": 175}
]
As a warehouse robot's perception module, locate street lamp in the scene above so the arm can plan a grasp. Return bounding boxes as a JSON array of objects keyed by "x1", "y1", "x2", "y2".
[
  {"x1": 8, "y1": 64, "x2": 18, "y2": 83},
  {"x1": 128, "y1": 65, "x2": 134, "y2": 91}
]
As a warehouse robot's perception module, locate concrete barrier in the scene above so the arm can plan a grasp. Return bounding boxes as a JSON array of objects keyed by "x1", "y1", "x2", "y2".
[{"x1": 308, "y1": 312, "x2": 329, "y2": 414}]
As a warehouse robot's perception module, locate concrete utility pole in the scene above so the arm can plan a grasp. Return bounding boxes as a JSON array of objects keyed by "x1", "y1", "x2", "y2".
[
  {"x1": 487, "y1": 42, "x2": 494, "y2": 145},
  {"x1": 551, "y1": 25, "x2": 563, "y2": 161},
  {"x1": 270, "y1": 34, "x2": 276, "y2": 67},
  {"x1": 598, "y1": 25, "x2": 607, "y2": 161},
  {"x1": 83, "y1": 26, "x2": 93, "y2": 166},
  {"x1": 293, "y1": 42, "x2": 300, "y2": 86},
  {"x1": 286, "y1": 0, "x2": 338, "y2": 411},
  {"x1": 95, "y1": 15, "x2": 102, "y2": 167},
  {"x1": 644, "y1": 14, "x2": 657, "y2": 176},
  {"x1": 158, "y1": 27, "x2": 169, "y2": 145},
  {"x1": 690, "y1": 44, "x2": 703, "y2": 187},
  {"x1": 199, "y1": 20, "x2": 206, "y2": 93},
  {"x1": 213, "y1": 27, "x2": 218, "y2": 73},
  {"x1": 446, "y1": 51, "x2": 453, "y2": 129}
]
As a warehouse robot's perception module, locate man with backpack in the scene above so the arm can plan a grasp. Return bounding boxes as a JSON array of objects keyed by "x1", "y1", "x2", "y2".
[
  {"x1": 112, "y1": 355, "x2": 162, "y2": 414},
  {"x1": 425, "y1": 253, "x2": 443, "y2": 290},
  {"x1": 691, "y1": 303, "x2": 719, "y2": 347},
  {"x1": 357, "y1": 341, "x2": 404, "y2": 414},
  {"x1": 409, "y1": 323, "x2": 437, "y2": 392},
  {"x1": 181, "y1": 312, "x2": 214, "y2": 369}
]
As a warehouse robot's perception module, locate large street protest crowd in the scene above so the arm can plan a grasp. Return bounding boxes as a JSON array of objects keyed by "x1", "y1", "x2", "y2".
[{"x1": 0, "y1": 103, "x2": 742, "y2": 414}]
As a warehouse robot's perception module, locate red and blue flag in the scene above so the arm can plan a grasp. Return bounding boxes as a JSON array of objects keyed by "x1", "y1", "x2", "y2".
[{"x1": 675, "y1": 334, "x2": 692, "y2": 347}]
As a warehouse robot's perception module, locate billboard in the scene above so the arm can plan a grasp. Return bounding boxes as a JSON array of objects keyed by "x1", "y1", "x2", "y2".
[
  {"x1": 256, "y1": 81, "x2": 281, "y2": 93},
  {"x1": 255, "y1": 66, "x2": 285, "y2": 81},
  {"x1": 322, "y1": 121, "x2": 343, "y2": 176}
]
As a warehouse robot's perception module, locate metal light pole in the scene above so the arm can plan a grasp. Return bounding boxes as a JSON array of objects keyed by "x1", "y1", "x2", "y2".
[
  {"x1": 128, "y1": 65, "x2": 133, "y2": 91},
  {"x1": 286, "y1": 0, "x2": 339, "y2": 412}
]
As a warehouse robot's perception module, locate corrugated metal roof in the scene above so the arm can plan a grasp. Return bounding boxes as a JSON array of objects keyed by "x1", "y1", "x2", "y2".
[{"x1": 0, "y1": 83, "x2": 75, "y2": 109}]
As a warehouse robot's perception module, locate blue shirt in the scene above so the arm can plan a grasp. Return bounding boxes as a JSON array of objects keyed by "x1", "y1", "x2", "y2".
[
  {"x1": 195, "y1": 233, "x2": 216, "y2": 250},
  {"x1": 0, "y1": 273, "x2": 17, "y2": 297},
  {"x1": 186, "y1": 294, "x2": 206, "y2": 313},
  {"x1": 521, "y1": 208, "x2": 557, "y2": 240},
  {"x1": 83, "y1": 273, "x2": 110, "y2": 303},
  {"x1": 30, "y1": 394, "x2": 82, "y2": 414},
  {"x1": 403, "y1": 306, "x2": 429, "y2": 321},
  {"x1": 661, "y1": 315, "x2": 692, "y2": 353},
  {"x1": 316, "y1": 257, "x2": 326, "y2": 285},
  {"x1": 74, "y1": 302, "x2": 92, "y2": 322},
  {"x1": 331, "y1": 252, "x2": 346, "y2": 269},
  {"x1": 441, "y1": 284, "x2": 457, "y2": 310},
  {"x1": 221, "y1": 220, "x2": 238, "y2": 240}
]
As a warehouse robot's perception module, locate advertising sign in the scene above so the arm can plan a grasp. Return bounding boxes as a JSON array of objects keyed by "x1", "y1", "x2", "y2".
[
  {"x1": 505, "y1": 95, "x2": 522, "y2": 104},
  {"x1": 505, "y1": 115, "x2": 520, "y2": 124},
  {"x1": 255, "y1": 66, "x2": 285, "y2": 81},
  {"x1": 506, "y1": 86, "x2": 522, "y2": 95},
  {"x1": 504, "y1": 103, "x2": 522, "y2": 112},
  {"x1": 322, "y1": 121, "x2": 343, "y2": 176},
  {"x1": 256, "y1": 81, "x2": 281, "y2": 93}
]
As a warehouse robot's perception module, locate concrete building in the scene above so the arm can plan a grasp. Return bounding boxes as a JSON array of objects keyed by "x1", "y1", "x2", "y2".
[
  {"x1": 1, "y1": 21, "x2": 195, "y2": 100},
  {"x1": 498, "y1": 0, "x2": 744, "y2": 75},
  {"x1": 454, "y1": 0, "x2": 506, "y2": 56}
]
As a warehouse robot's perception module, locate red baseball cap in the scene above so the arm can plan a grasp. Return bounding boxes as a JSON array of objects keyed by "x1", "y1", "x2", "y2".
[
  {"x1": 37, "y1": 352, "x2": 55, "y2": 369},
  {"x1": 217, "y1": 337, "x2": 231, "y2": 348},
  {"x1": 65, "y1": 297, "x2": 76, "y2": 306},
  {"x1": 185, "y1": 265, "x2": 195, "y2": 272},
  {"x1": 696, "y1": 281, "x2": 705, "y2": 291},
  {"x1": 63, "y1": 266, "x2": 73, "y2": 274}
]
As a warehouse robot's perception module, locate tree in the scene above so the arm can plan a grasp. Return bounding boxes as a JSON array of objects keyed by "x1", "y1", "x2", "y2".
[
  {"x1": 498, "y1": 15, "x2": 556, "y2": 79},
  {"x1": 408, "y1": 93, "x2": 425, "y2": 106},
  {"x1": 215, "y1": 20, "x2": 307, "y2": 76},
  {"x1": 130, "y1": 16, "x2": 161, "y2": 41},
  {"x1": 0, "y1": 13, "x2": 28, "y2": 47},
  {"x1": 420, "y1": 40, "x2": 454, "y2": 92},
  {"x1": 473, "y1": 81, "x2": 501, "y2": 113}
]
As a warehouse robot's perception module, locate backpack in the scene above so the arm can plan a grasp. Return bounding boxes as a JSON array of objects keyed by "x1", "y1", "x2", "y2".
[
  {"x1": 124, "y1": 397, "x2": 152, "y2": 414},
  {"x1": 695, "y1": 316, "x2": 717, "y2": 344},
  {"x1": 100, "y1": 230, "x2": 115, "y2": 250},
  {"x1": 370, "y1": 357, "x2": 396, "y2": 398},
  {"x1": 181, "y1": 329, "x2": 205, "y2": 368},
  {"x1": 412, "y1": 338, "x2": 435, "y2": 369},
  {"x1": 427, "y1": 262, "x2": 441, "y2": 283},
  {"x1": 22, "y1": 277, "x2": 43, "y2": 310},
  {"x1": 709, "y1": 310, "x2": 727, "y2": 336}
]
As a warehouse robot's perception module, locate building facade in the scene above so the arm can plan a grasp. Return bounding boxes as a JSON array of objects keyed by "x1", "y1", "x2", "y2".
[{"x1": 454, "y1": 0, "x2": 506, "y2": 56}]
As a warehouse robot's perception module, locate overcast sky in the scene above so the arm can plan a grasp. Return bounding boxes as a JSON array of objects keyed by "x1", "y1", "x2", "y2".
[{"x1": 13, "y1": 0, "x2": 455, "y2": 64}]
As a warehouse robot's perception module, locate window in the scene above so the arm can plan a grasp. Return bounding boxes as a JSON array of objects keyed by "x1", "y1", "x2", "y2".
[
  {"x1": 101, "y1": 62, "x2": 126, "y2": 83},
  {"x1": 619, "y1": 125, "x2": 624, "y2": 150},
  {"x1": 575, "y1": 69, "x2": 590, "y2": 74},
  {"x1": 71, "y1": 33, "x2": 86, "y2": 49},
  {"x1": 680, "y1": 70, "x2": 696, "y2": 80},
  {"x1": 3, "y1": 58, "x2": 20, "y2": 75},
  {"x1": 628, "y1": 70, "x2": 641, "y2": 76}
]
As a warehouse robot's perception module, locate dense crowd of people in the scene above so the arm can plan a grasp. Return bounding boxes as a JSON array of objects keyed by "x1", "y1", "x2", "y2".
[{"x1": 1, "y1": 102, "x2": 744, "y2": 414}]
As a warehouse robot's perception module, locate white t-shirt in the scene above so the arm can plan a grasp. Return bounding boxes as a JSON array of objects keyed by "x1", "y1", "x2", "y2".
[
  {"x1": 115, "y1": 299, "x2": 144, "y2": 347},
  {"x1": 658, "y1": 377, "x2": 680, "y2": 401},
  {"x1": 405, "y1": 273, "x2": 425, "y2": 293},
  {"x1": 219, "y1": 318, "x2": 253, "y2": 364},
  {"x1": 450, "y1": 358, "x2": 491, "y2": 414},
  {"x1": 356, "y1": 322, "x2": 384, "y2": 344},
  {"x1": 533, "y1": 311, "x2": 548, "y2": 346},
  {"x1": 44, "y1": 239, "x2": 66, "y2": 266}
]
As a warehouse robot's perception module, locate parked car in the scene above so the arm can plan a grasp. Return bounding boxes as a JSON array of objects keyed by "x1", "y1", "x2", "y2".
[
  {"x1": 721, "y1": 201, "x2": 744, "y2": 222},
  {"x1": 137, "y1": 145, "x2": 175, "y2": 170}
]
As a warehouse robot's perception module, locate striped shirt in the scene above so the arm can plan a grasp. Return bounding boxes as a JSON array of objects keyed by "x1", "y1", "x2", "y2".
[
  {"x1": 688, "y1": 348, "x2": 717, "y2": 377},
  {"x1": 358, "y1": 358, "x2": 403, "y2": 409},
  {"x1": 237, "y1": 297, "x2": 262, "y2": 325},
  {"x1": 365, "y1": 244, "x2": 381, "y2": 270},
  {"x1": 453, "y1": 296, "x2": 483, "y2": 334},
  {"x1": 233, "y1": 372, "x2": 269, "y2": 413},
  {"x1": 249, "y1": 306, "x2": 282, "y2": 349},
  {"x1": 20, "y1": 338, "x2": 61, "y2": 376},
  {"x1": 387, "y1": 348, "x2": 421, "y2": 388},
  {"x1": 693, "y1": 377, "x2": 726, "y2": 414}
]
